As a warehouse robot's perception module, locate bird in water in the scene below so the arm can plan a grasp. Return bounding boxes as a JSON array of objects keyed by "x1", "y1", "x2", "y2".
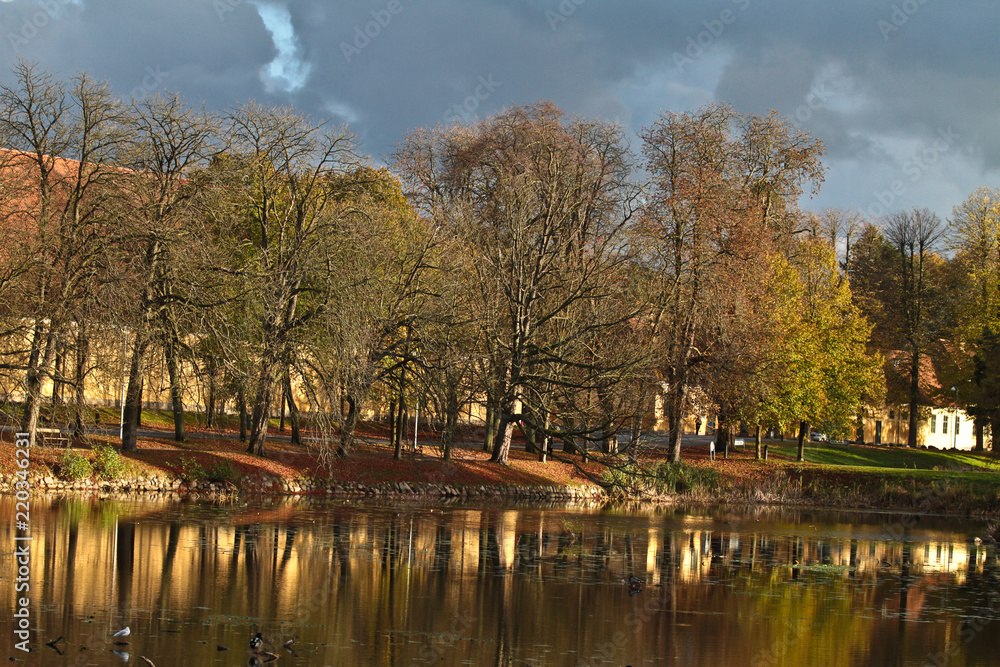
[
  {"x1": 111, "y1": 626, "x2": 131, "y2": 646},
  {"x1": 44, "y1": 636, "x2": 66, "y2": 655},
  {"x1": 622, "y1": 575, "x2": 644, "y2": 596},
  {"x1": 250, "y1": 632, "x2": 264, "y2": 651}
]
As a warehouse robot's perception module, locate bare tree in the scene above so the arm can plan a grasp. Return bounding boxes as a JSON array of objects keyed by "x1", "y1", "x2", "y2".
[
  {"x1": 218, "y1": 103, "x2": 359, "y2": 458},
  {"x1": 815, "y1": 208, "x2": 865, "y2": 277},
  {"x1": 296, "y1": 167, "x2": 434, "y2": 461},
  {"x1": 115, "y1": 94, "x2": 219, "y2": 451},
  {"x1": 395, "y1": 102, "x2": 640, "y2": 465},
  {"x1": 0, "y1": 62, "x2": 128, "y2": 446},
  {"x1": 883, "y1": 207, "x2": 945, "y2": 447},
  {"x1": 639, "y1": 104, "x2": 824, "y2": 462}
]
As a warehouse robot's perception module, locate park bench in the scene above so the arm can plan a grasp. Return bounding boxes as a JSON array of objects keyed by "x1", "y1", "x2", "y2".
[{"x1": 37, "y1": 427, "x2": 70, "y2": 448}]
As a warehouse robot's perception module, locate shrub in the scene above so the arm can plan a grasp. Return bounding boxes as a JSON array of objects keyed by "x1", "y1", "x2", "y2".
[
  {"x1": 178, "y1": 455, "x2": 205, "y2": 481},
  {"x1": 59, "y1": 451, "x2": 94, "y2": 481},
  {"x1": 650, "y1": 461, "x2": 719, "y2": 494},
  {"x1": 93, "y1": 445, "x2": 127, "y2": 480},
  {"x1": 600, "y1": 460, "x2": 719, "y2": 497},
  {"x1": 204, "y1": 460, "x2": 242, "y2": 485},
  {"x1": 178, "y1": 455, "x2": 242, "y2": 486}
]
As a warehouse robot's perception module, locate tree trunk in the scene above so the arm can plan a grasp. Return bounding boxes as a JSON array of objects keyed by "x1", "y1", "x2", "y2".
[
  {"x1": 206, "y1": 365, "x2": 217, "y2": 429},
  {"x1": 715, "y1": 415, "x2": 729, "y2": 460},
  {"x1": 754, "y1": 425, "x2": 762, "y2": 460},
  {"x1": 49, "y1": 345, "x2": 63, "y2": 417},
  {"x1": 121, "y1": 336, "x2": 149, "y2": 453},
  {"x1": 907, "y1": 351, "x2": 920, "y2": 447},
  {"x1": 394, "y1": 367, "x2": 407, "y2": 460},
  {"x1": 483, "y1": 404, "x2": 497, "y2": 452},
  {"x1": 796, "y1": 420, "x2": 809, "y2": 462},
  {"x1": 247, "y1": 365, "x2": 277, "y2": 457},
  {"x1": 598, "y1": 389, "x2": 618, "y2": 454},
  {"x1": 238, "y1": 388, "x2": 248, "y2": 442},
  {"x1": 559, "y1": 414, "x2": 577, "y2": 455},
  {"x1": 164, "y1": 335, "x2": 186, "y2": 442},
  {"x1": 339, "y1": 394, "x2": 358, "y2": 457},
  {"x1": 278, "y1": 384, "x2": 286, "y2": 432},
  {"x1": 388, "y1": 399, "x2": 397, "y2": 449},
  {"x1": 601, "y1": 419, "x2": 618, "y2": 454},
  {"x1": 666, "y1": 389, "x2": 685, "y2": 464},
  {"x1": 283, "y1": 371, "x2": 300, "y2": 445},
  {"x1": 394, "y1": 395, "x2": 406, "y2": 460},
  {"x1": 135, "y1": 378, "x2": 143, "y2": 428},
  {"x1": 537, "y1": 412, "x2": 551, "y2": 463},
  {"x1": 20, "y1": 324, "x2": 58, "y2": 448},
  {"x1": 974, "y1": 414, "x2": 985, "y2": 452},
  {"x1": 523, "y1": 421, "x2": 537, "y2": 454},
  {"x1": 73, "y1": 325, "x2": 90, "y2": 440},
  {"x1": 490, "y1": 410, "x2": 515, "y2": 464},
  {"x1": 441, "y1": 386, "x2": 460, "y2": 462}
]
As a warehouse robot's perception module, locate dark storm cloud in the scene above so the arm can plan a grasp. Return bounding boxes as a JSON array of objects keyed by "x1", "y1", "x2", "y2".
[
  {"x1": 0, "y1": 0, "x2": 995, "y2": 217},
  {"x1": 0, "y1": 0, "x2": 275, "y2": 108}
]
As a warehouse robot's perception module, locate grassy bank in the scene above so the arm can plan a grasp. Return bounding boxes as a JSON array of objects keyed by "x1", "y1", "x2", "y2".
[
  {"x1": 3, "y1": 413, "x2": 999, "y2": 516},
  {"x1": 610, "y1": 440, "x2": 1000, "y2": 516}
]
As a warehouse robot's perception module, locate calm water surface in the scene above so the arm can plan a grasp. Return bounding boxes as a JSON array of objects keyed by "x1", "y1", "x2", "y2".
[{"x1": 1, "y1": 495, "x2": 998, "y2": 666}]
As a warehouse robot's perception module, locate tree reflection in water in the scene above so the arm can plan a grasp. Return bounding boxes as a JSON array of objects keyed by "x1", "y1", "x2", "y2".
[{"x1": 1, "y1": 497, "x2": 997, "y2": 666}]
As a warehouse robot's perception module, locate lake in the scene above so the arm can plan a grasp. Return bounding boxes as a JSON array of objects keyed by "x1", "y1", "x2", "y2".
[{"x1": 1, "y1": 495, "x2": 998, "y2": 666}]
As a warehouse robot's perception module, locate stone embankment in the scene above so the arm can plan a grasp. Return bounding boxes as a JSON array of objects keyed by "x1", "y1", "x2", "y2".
[{"x1": 0, "y1": 473, "x2": 608, "y2": 503}]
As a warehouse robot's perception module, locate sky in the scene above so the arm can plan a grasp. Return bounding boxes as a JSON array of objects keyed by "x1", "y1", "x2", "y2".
[{"x1": 0, "y1": 0, "x2": 997, "y2": 221}]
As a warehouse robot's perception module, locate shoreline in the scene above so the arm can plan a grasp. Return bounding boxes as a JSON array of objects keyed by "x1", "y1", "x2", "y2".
[
  {"x1": 0, "y1": 473, "x2": 608, "y2": 504},
  {"x1": 3, "y1": 429, "x2": 999, "y2": 519},
  {"x1": 1, "y1": 469, "x2": 997, "y2": 521}
]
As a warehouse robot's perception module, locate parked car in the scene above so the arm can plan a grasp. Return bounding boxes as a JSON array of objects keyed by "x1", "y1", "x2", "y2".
[{"x1": 810, "y1": 432, "x2": 828, "y2": 442}]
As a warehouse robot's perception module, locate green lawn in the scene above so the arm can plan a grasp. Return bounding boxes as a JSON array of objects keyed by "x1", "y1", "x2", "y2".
[
  {"x1": 766, "y1": 440, "x2": 1000, "y2": 472},
  {"x1": 761, "y1": 441, "x2": 1000, "y2": 514}
]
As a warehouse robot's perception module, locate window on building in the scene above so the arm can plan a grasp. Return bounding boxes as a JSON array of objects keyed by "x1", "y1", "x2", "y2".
[
  {"x1": 955, "y1": 417, "x2": 960, "y2": 436},
  {"x1": 889, "y1": 409, "x2": 895, "y2": 419},
  {"x1": 942, "y1": 417, "x2": 948, "y2": 434},
  {"x1": 930, "y1": 415, "x2": 936, "y2": 434}
]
